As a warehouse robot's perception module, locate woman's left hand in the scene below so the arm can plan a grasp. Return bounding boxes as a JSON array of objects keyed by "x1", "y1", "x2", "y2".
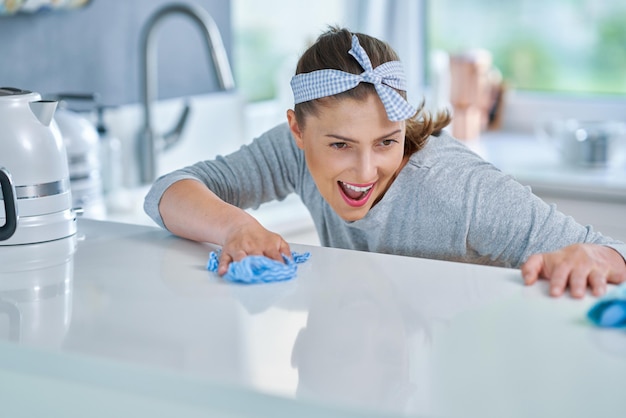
[{"x1": 521, "y1": 243, "x2": 626, "y2": 298}]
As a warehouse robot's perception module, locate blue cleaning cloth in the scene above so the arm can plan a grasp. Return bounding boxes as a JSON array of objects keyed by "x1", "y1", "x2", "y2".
[
  {"x1": 587, "y1": 282, "x2": 626, "y2": 328},
  {"x1": 207, "y1": 250, "x2": 311, "y2": 284}
]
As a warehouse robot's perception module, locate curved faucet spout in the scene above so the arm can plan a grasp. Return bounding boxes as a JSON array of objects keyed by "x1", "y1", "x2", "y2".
[{"x1": 138, "y1": 2, "x2": 235, "y2": 184}]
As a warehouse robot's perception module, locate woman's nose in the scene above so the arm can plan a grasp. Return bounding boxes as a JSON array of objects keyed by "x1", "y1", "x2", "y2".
[{"x1": 356, "y1": 150, "x2": 377, "y2": 180}]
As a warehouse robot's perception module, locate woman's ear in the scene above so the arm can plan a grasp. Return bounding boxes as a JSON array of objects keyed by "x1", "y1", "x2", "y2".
[{"x1": 287, "y1": 109, "x2": 305, "y2": 149}]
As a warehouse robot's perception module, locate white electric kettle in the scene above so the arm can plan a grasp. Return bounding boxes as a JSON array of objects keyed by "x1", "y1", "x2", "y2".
[{"x1": 0, "y1": 87, "x2": 77, "y2": 245}]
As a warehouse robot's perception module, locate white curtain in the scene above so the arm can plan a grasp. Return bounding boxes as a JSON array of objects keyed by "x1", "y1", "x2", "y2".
[{"x1": 345, "y1": 0, "x2": 426, "y2": 105}]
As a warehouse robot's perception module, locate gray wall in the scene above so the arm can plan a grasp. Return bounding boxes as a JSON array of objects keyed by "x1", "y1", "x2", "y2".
[{"x1": 0, "y1": 0, "x2": 231, "y2": 106}]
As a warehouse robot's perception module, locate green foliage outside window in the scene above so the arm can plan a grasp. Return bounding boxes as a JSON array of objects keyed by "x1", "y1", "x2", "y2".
[{"x1": 428, "y1": 0, "x2": 626, "y2": 95}]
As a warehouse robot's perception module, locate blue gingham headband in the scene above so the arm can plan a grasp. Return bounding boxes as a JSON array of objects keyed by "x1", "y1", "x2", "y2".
[{"x1": 290, "y1": 35, "x2": 416, "y2": 121}]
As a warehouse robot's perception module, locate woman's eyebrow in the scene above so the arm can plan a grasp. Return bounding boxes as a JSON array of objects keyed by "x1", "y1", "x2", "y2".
[{"x1": 325, "y1": 129, "x2": 402, "y2": 143}]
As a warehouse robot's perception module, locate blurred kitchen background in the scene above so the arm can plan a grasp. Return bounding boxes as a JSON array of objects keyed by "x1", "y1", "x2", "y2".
[{"x1": 1, "y1": 0, "x2": 625, "y2": 243}]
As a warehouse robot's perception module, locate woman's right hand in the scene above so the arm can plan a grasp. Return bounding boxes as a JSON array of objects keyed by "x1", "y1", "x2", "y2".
[
  {"x1": 159, "y1": 179, "x2": 291, "y2": 275},
  {"x1": 217, "y1": 218, "x2": 291, "y2": 275}
]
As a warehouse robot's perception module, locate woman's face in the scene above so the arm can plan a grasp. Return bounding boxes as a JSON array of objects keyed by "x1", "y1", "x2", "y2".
[{"x1": 287, "y1": 93, "x2": 407, "y2": 221}]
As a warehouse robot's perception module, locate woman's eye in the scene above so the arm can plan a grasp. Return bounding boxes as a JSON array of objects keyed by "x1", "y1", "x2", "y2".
[
  {"x1": 381, "y1": 139, "x2": 397, "y2": 146},
  {"x1": 330, "y1": 142, "x2": 348, "y2": 149}
]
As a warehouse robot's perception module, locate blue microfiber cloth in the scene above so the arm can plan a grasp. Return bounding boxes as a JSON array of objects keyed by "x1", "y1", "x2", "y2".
[
  {"x1": 587, "y1": 282, "x2": 626, "y2": 328},
  {"x1": 207, "y1": 250, "x2": 311, "y2": 284}
]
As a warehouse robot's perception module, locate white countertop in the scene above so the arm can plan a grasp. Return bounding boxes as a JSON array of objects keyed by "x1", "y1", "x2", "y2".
[{"x1": 1, "y1": 219, "x2": 624, "y2": 417}]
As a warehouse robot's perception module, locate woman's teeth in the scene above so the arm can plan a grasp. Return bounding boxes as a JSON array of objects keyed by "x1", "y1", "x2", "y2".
[{"x1": 341, "y1": 182, "x2": 373, "y2": 193}]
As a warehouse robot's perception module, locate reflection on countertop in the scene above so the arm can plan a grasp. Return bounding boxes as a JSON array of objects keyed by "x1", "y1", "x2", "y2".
[{"x1": 0, "y1": 235, "x2": 76, "y2": 348}]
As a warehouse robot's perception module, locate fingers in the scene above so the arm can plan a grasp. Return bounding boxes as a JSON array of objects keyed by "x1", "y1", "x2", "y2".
[
  {"x1": 556, "y1": 268, "x2": 607, "y2": 298},
  {"x1": 608, "y1": 268, "x2": 626, "y2": 285},
  {"x1": 218, "y1": 251, "x2": 233, "y2": 276},
  {"x1": 549, "y1": 266, "x2": 607, "y2": 298},
  {"x1": 525, "y1": 244, "x2": 622, "y2": 298},
  {"x1": 567, "y1": 268, "x2": 589, "y2": 299},
  {"x1": 606, "y1": 249, "x2": 626, "y2": 285},
  {"x1": 548, "y1": 263, "x2": 570, "y2": 297},
  {"x1": 263, "y1": 240, "x2": 291, "y2": 263},
  {"x1": 279, "y1": 240, "x2": 292, "y2": 259},
  {"x1": 521, "y1": 254, "x2": 543, "y2": 286},
  {"x1": 217, "y1": 231, "x2": 291, "y2": 276},
  {"x1": 588, "y1": 270, "x2": 607, "y2": 297}
]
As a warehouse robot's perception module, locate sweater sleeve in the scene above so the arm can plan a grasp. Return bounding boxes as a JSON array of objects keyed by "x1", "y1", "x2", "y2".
[
  {"x1": 459, "y1": 155, "x2": 626, "y2": 267},
  {"x1": 143, "y1": 123, "x2": 303, "y2": 230},
  {"x1": 410, "y1": 133, "x2": 625, "y2": 268}
]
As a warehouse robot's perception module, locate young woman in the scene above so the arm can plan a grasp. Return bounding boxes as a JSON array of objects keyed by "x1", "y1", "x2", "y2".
[{"x1": 144, "y1": 27, "x2": 626, "y2": 298}]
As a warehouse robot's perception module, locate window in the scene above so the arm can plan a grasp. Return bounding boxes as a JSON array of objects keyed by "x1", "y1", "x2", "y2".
[
  {"x1": 232, "y1": 0, "x2": 349, "y2": 103},
  {"x1": 233, "y1": 0, "x2": 626, "y2": 133},
  {"x1": 427, "y1": 0, "x2": 626, "y2": 96},
  {"x1": 232, "y1": 0, "x2": 424, "y2": 105}
]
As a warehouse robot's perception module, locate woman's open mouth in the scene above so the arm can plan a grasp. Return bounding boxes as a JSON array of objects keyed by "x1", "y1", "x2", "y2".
[{"x1": 338, "y1": 181, "x2": 375, "y2": 207}]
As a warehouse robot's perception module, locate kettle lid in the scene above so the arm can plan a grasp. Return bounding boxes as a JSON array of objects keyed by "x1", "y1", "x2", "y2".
[
  {"x1": 0, "y1": 87, "x2": 41, "y2": 103},
  {"x1": 0, "y1": 87, "x2": 32, "y2": 97}
]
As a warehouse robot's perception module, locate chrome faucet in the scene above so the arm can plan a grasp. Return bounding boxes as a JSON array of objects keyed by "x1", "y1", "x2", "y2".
[{"x1": 138, "y1": 2, "x2": 235, "y2": 184}]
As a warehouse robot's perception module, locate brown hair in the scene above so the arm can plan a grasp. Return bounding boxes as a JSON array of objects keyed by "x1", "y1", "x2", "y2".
[{"x1": 294, "y1": 27, "x2": 451, "y2": 156}]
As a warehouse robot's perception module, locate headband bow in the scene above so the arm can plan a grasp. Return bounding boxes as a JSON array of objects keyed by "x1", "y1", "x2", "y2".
[{"x1": 290, "y1": 35, "x2": 416, "y2": 121}]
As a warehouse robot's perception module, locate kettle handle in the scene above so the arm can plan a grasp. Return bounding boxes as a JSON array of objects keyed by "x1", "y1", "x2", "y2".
[{"x1": 0, "y1": 167, "x2": 18, "y2": 241}]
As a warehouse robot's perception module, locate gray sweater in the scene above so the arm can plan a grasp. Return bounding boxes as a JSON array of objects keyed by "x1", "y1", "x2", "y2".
[{"x1": 144, "y1": 123, "x2": 626, "y2": 268}]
